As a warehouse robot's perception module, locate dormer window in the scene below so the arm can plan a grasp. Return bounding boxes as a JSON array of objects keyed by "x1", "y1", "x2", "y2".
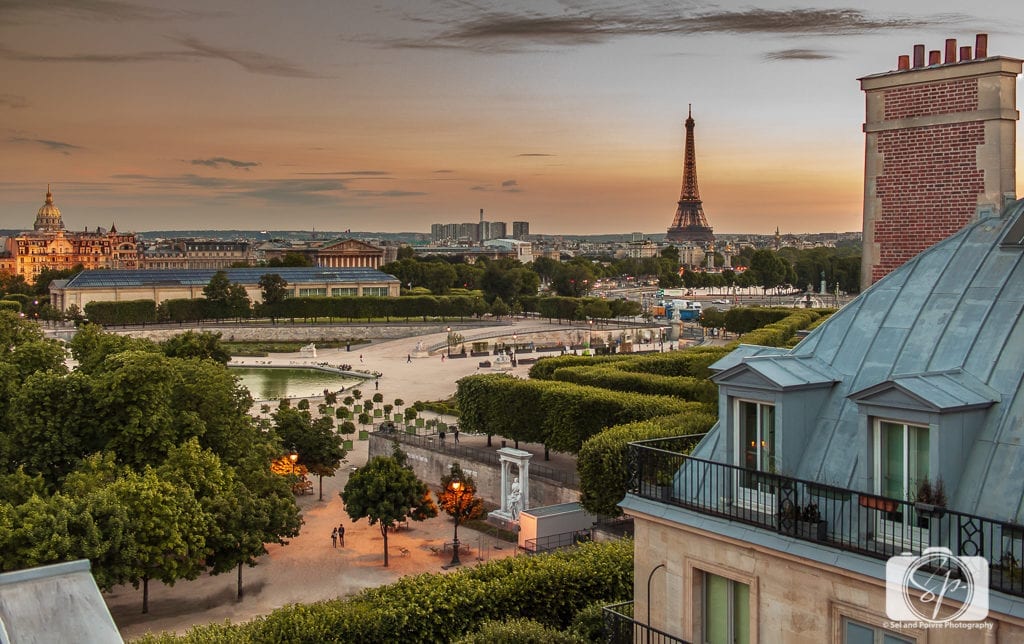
[{"x1": 736, "y1": 399, "x2": 777, "y2": 512}]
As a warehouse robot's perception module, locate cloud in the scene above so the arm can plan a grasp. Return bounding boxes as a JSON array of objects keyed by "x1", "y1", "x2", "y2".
[
  {"x1": 501, "y1": 179, "x2": 518, "y2": 187},
  {"x1": 432, "y1": 169, "x2": 454, "y2": 173},
  {"x1": 353, "y1": 190, "x2": 427, "y2": 198},
  {"x1": 0, "y1": 36, "x2": 316, "y2": 78},
  {"x1": 764, "y1": 48, "x2": 835, "y2": 61},
  {"x1": 173, "y1": 37, "x2": 318, "y2": 78},
  {"x1": 516, "y1": 153, "x2": 554, "y2": 157},
  {"x1": 469, "y1": 185, "x2": 490, "y2": 191},
  {"x1": 0, "y1": 0, "x2": 195, "y2": 22},
  {"x1": 0, "y1": 93, "x2": 27, "y2": 108},
  {"x1": 190, "y1": 156, "x2": 260, "y2": 170},
  {"x1": 8, "y1": 136, "x2": 83, "y2": 155},
  {"x1": 294, "y1": 170, "x2": 392, "y2": 176},
  {"x1": 110, "y1": 173, "x2": 347, "y2": 206},
  {"x1": 391, "y1": 6, "x2": 966, "y2": 52}
]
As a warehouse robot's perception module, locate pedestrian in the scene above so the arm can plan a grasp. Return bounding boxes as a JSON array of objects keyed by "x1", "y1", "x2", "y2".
[
  {"x1": 441, "y1": 354, "x2": 445, "y2": 363},
  {"x1": 331, "y1": 527, "x2": 338, "y2": 548},
  {"x1": 359, "y1": 354, "x2": 364, "y2": 364},
  {"x1": 338, "y1": 524, "x2": 346, "y2": 547},
  {"x1": 407, "y1": 354, "x2": 412, "y2": 363},
  {"x1": 346, "y1": 342, "x2": 351, "y2": 352},
  {"x1": 453, "y1": 427, "x2": 459, "y2": 444},
  {"x1": 374, "y1": 378, "x2": 379, "y2": 390}
]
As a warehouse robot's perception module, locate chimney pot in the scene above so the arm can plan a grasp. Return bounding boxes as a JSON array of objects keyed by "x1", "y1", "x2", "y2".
[
  {"x1": 945, "y1": 39, "x2": 956, "y2": 63},
  {"x1": 928, "y1": 50, "x2": 941, "y2": 65},
  {"x1": 976, "y1": 34, "x2": 988, "y2": 58},
  {"x1": 897, "y1": 54, "x2": 910, "y2": 70},
  {"x1": 913, "y1": 44, "x2": 925, "y2": 68},
  {"x1": 960, "y1": 46, "x2": 972, "y2": 62}
]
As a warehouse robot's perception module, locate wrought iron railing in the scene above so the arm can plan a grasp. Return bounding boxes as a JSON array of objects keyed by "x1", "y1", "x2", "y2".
[
  {"x1": 373, "y1": 429, "x2": 579, "y2": 487},
  {"x1": 628, "y1": 439, "x2": 1024, "y2": 599},
  {"x1": 602, "y1": 601, "x2": 691, "y2": 644},
  {"x1": 523, "y1": 528, "x2": 592, "y2": 553}
]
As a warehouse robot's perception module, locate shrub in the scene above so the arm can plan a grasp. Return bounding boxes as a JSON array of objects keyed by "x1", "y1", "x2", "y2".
[
  {"x1": 454, "y1": 618, "x2": 586, "y2": 643},
  {"x1": 577, "y1": 412, "x2": 715, "y2": 517},
  {"x1": 137, "y1": 539, "x2": 634, "y2": 644},
  {"x1": 551, "y1": 366, "x2": 717, "y2": 403}
]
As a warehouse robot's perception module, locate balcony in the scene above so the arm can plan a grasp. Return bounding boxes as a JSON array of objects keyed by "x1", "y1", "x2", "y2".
[
  {"x1": 627, "y1": 437, "x2": 1024, "y2": 599},
  {"x1": 602, "y1": 601, "x2": 690, "y2": 644}
]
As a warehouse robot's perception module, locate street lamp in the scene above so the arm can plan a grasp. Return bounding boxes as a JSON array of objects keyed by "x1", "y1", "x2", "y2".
[
  {"x1": 446, "y1": 326, "x2": 452, "y2": 357},
  {"x1": 588, "y1": 319, "x2": 594, "y2": 350},
  {"x1": 446, "y1": 480, "x2": 464, "y2": 568},
  {"x1": 511, "y1": 333, "x2": 517, "y2": 367},
  {"x1": 288, "y1": 452, "x2": 298, "y2": 474}
]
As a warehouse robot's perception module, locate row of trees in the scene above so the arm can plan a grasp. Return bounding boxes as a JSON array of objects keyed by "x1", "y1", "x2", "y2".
[{"x1": 0, "y1": 318, "x2": 323, "y2": 612}]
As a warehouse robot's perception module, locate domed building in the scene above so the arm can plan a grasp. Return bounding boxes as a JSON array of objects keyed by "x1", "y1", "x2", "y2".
[{"x1": 3, "y1": 187, "x2": 139, "y2": 284}]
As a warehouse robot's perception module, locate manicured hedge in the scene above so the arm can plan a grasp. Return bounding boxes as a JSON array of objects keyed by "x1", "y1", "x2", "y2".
[
  {"x1": 722, "y1": 307, "x2": 794, "y2": 334},
  {"x1": 84, "y1": 299, "x2": 157, "y2": 325},
  {"x1": 731, "y1": 309, "x2": 824, "y2": 348},
  {"x1": 577, "y1": 412, "x2": 716, "y2": 517},
  {"x1": 456, "y1": 374, "x2": 706, "y2": 453},
  {"x1": 551, "y1": 366, "x2": 717, "y2": 403},
  {"x1": 137, "y1": 539, "x2": 633, "y2": 644}
]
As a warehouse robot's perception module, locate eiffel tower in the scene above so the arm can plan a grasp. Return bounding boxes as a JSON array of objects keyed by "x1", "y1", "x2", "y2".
[{"x1": 666, "y1": 106, "x2": 714, "y2": 243}]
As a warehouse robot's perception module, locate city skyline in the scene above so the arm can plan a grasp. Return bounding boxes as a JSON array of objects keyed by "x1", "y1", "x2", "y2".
[{"x1": 1, "y1": 0, "x2": 1021, "y2": 235}]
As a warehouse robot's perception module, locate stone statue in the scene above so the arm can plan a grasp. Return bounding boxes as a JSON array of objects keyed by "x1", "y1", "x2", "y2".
[
  {"x1": 508, "y1": 476, "x2": 522, "y2": 520},
  {"x1": 414, "y1": 340, "x2": 423, "y2": 352}
]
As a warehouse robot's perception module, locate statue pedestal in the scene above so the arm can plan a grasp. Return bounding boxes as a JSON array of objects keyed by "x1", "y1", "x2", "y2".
[{"x1": 487, "y1": 510, "x2": 518, "y2": 531}]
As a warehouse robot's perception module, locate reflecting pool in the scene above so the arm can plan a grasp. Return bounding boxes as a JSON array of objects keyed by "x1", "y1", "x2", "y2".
[{"x1": 231, "y1": 367, "x2": 361, "y2": 400}]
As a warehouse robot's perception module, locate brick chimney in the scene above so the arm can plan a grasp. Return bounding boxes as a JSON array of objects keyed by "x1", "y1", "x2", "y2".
[{"x1": 859, "y1": 34, "x2": 1022, "y2": 290}]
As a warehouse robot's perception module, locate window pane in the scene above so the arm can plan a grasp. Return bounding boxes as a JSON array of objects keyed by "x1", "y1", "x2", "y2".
[
  {"x1": 705, "y1": 574, "x2": 728, "y2": 643},
  {"x1": 741, "y1": 402, "x2": 758, "y2": 471},
  {"x1": 908, "y1": 425, "x2": 929, "y2": 492},
  {"x1": 762, "y1": 405, "x2": 775, "y2": 472},
  {"x1": 843, "y1": 619, "x2": 874, "y2": 644},
  {"x1": 880, "y1": 421, "x2": 904, "y2": 498},
  {"x1": 733, "y1": 579, "x2": 750, "y2": 644}
]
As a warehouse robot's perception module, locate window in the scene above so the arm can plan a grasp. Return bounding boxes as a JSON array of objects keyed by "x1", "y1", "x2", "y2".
[
  {"x1": 735, "y1": 399, "x2": 776, "y2": 511},
  {"x1": 875, "y1": 420, "x2": 929, "y2": 500},
  {"x1": 703, "y1": 572, "x2": 749, "y2": 644},
  {"x1": 873, "y1": 420, "x2": 930, "y2": 547},
  {"x1": 842, "y1": 617, "x2": 913, "y2": 644},
  {"x1": 362, "y1": 287, "x2": 388, "y2": 297},
  {"x1": 298, "y1": 288, "x2": 327, "y2": 297},
  {"x1": 332, "y1": 287, "x2": 357, "y2": 297}
]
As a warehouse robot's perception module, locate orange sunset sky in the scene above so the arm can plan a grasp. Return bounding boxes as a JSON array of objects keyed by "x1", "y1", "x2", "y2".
[{"x1": 1, "y1": 1, "x2": 1022, "y2": 235}]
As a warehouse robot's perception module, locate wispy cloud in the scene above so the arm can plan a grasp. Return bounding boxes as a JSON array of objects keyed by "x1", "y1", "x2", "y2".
[
  {"x1": 432, "y1": 169, "x2": 454, "y2": 173},
  {"x1": 190, "y1": 156, "x2": 260, "y2": 170},
  {"x1": 469, "y1": 185, "x2": 490, "y2": 191},
  {"x1": 502, "y1": 179, "x2": 522, "y2": 193},
  {"x1": 295, "y1": 170, "x2": 392, "y2": 176},
  {"x1": 8, "y1": 136, "x2": 83, "y2": 155},
  {"x1": 0, "y1": 0, "x2": 200, "y2": 22},
  {"x1": 0, "y1": 36, "x2": 316, "y2": 78},
  {"x1": 516, "y1": 153, "x2": 554, "y2": 157},
  {"x1": 110, "y1": 173, "x2": 347, "y2": 206},
  {"x1": 353, "y1": 189, "x2": 427, "y2": 198},
  {"x1": 765, "y1": 48, "x2": 835, "y2": 61},
  {"x1": 391, "y1": 6, "x2": 966, "y2": 52},
  {"x1": 0, "y1": 93, "x2": 27, "y2": 108},
  {"x1": 173, "y1": 37, "x2": 318, "y2": 78}
]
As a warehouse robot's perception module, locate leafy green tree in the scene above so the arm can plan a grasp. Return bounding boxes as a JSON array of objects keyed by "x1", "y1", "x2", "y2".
[
  {"x1": 749, "y1": 249, "x2": 788, "y2": 294},
  {"x1": 489, "y1": 296, "x2": 510, "y2": 319},
  {"x1": 161, "y1": 331, "x2": 231, "y2": 364},
  {"x1": 226, "y1": 283, "x2": 252, "y2": 320},
  {"x1": 67, "y1": 323, "x2": 159, "y2": 374},
  {"x1": 272, "y1": 407, "x2": 347, "y2": 500},
  {"x1": 203, "y1": 270, "x2": 232, "y2": 303},
  {"x1": 341, "y1": 455, "x2": 437, "y2": 567},
  {"x1": 105, "y1": 469, "x2": 209, "y2": 613},
  {"x1": 552, "y1": 263, "x2": 596, "y2": 297}
]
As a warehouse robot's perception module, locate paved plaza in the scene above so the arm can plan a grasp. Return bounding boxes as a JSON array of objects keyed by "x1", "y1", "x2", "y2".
[{"x1": 106, "y1": 322, "x2": 585, "y2": 640}]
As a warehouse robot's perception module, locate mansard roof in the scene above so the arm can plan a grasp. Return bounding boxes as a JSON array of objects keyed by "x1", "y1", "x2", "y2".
[{"x1": 699, "y1": 198, "x2": 1024, "y2": 521}]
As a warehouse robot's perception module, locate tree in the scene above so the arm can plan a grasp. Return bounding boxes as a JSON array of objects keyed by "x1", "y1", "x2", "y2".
[
  {"x1": 341, "y1": 455, "x2": 437, "y2": 567},
  {"x1": 489, "y1": 296, "x2": 510, "y2": 319},
  {"x1": 226, "y1": 283, "x2": 252, "y2": 320},
  {"x1": 436, "y1": 463, "x2": 484, "y2": 526},
  {"x1": 749, "y1": 250, "x2": 788, "y2": 295},
  {"x1": 272, "y1": 407, "x2": 347, "y2": 500},
  {"x1": 258, "y1": 273, "x2": 289, "y2": 321},
  {"x1": 161, "y1": 331, "x2": 231, "y2": 364},
  {"x1": 204, "y1": 270, "x2": 232, "y2": 303}
]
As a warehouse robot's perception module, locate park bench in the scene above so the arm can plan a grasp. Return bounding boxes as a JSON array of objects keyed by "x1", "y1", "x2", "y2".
[{"x1": 292, "y1": 478, "x2": 313, "y2": 495}]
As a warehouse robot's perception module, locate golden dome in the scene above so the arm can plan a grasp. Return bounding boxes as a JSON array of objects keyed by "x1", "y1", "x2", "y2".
[{"x1": 34, "y1": 185, "x2": 65, "y2": 232}]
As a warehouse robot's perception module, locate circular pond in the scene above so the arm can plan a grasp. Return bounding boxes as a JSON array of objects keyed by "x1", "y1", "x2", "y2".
[{"x1": 231, "y1": 367, "x2": 361, "y2": 400}]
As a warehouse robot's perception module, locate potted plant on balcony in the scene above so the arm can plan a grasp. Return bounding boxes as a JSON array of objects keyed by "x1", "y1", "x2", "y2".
[
  {"x1": 913, "y1": 477, "x2": 947, "y2": 524},
  {"x1": 800, "y1": 501, "x2": 828, "y2": 541}
]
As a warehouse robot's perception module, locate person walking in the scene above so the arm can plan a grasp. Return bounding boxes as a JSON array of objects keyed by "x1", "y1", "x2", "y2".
[
  {"x1": 338, "y1": 524, "x2": 346, "y2": 547},
  {"x1": 453, "y1": 427, "x2": 459, "y2": 444},
  {"x1": 331, "y1": 527, "x2": 338, "y2": 548},
  {"x1": 374, "y1": 378, "x2": 379, "y2": 391},
  {"x1": 407, "y1": 354, "x2": 412, "y2": 363},
  {"x1": 359, "y1": 354, "x2": 364, "y2": 364}
]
